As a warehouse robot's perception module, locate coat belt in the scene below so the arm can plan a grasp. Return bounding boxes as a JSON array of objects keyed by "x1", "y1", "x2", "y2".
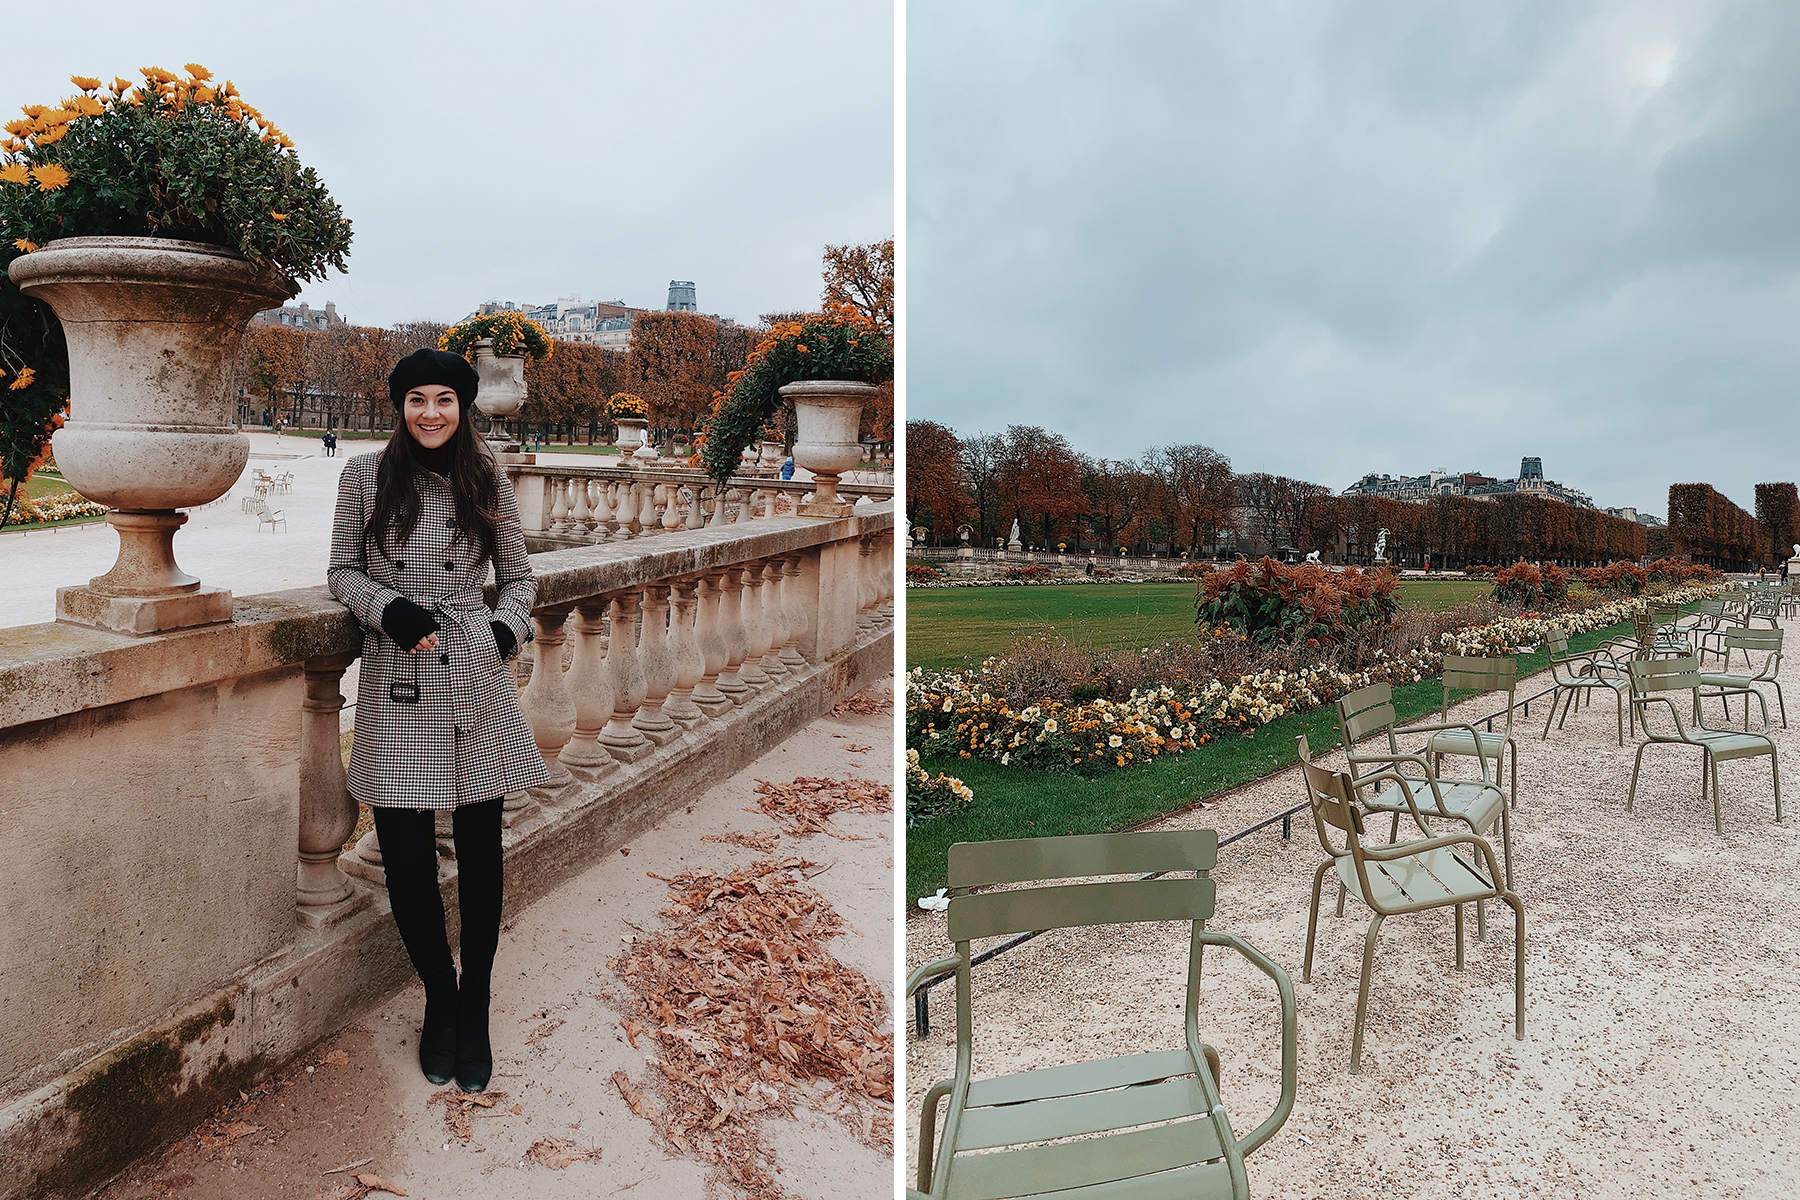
[{"x1": 425, "y1": 591, "x2": 492, "y2": 734}]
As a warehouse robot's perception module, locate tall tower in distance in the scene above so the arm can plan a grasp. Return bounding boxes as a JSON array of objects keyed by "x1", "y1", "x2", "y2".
[
  {"x1": 1519, "y1": 456, "x2": 1543, "y2": 482},
  {"x1": 666, "y1": 281, "x2": 697, "y2": 312}
]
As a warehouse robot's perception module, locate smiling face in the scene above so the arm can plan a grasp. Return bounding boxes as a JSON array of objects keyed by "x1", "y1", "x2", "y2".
[{"x1": 404, "y1": 384, "x2": 460, "y2": 451}]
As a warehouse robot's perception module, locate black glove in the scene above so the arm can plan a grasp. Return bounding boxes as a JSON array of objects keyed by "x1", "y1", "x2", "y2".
[
  {"x1": 491, "y1": 620, "x2": 517, "y2": 660},
  {"x1": 380, "y1": 596, "x2": 441, "y2": 648}
]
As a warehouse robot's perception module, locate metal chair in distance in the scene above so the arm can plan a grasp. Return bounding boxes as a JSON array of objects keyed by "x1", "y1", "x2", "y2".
[
  {"x1": 1297, "y1": 735, "x2": 1526, "y2": 1073},
  {"x1": 1697, "y1": 627, "x2": 1785, "y2": 730},
  {"x1": 906, "y1": 830, "x2": 1297, "y2": 1200},
  {"x1": 1424, "y1": 655, "x2": 1520, "y2": 809},
  {"x1": 1541, "y1": 632, "x2": 1632, "y2": 744},
  {"x1": 1627, "y1": 654, "x2": 1782, "y2": 835}
]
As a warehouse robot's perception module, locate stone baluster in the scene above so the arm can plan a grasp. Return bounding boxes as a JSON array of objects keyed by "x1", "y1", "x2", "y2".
[
  {"x1": 640, "y1": 483, "x2": 664, "y2": 538},
  {"x1": 589, "y1": 478, "x2": 615, "y2": 541},
  {"x1": 519, "y1": 608, "x2": 576, "y2": 809},
  {"x1": 690, "y1": 572, "x2": 736, "y2": 716},
  {"x1": 777, "y1": 552, "x2": 809, "y2": 668},
  {"x1": 661, "y1": 484, "x2": 683, "y2": 533},
  {"x1": 547, "y1": 476, "x2": 572, "y2": 536},
  {"x1": 737, "y1": 561, "x2": 774, "y2": 687},
  {"x1": 713, "y1": 566, "x2": 752, "y2": 702},
  {"x1": 630, "y1": 583, "x2": 681, "y2": 743},
  {"x1": 707, "y1": 486, "x2": 733, "y2": 528},
  {"x1": 297, "y1": 650, "x2": 362, "y2": 926},
  {"x1": 556, "y1": 600, "x2": 618, "y2": 781},
  {"x1": 600, "y1": 591, "x2": 654, "y2": 761},
  {"x1": 683, "y1": 485, "x2": 707, "y2": 530},
  {"x1": 612, "y1": 477, "x2": 638, "y2": 539},
  {"x1": 857, "y1": 535, "x2": 878, "y2": 630},
  {"x1": 880, "y1": 529, "x2": 897, "y2": 618},
  {"x1": 568, "y1": 474, "x2": 593, "y2": 537},
  {"x1": 664, "y1": 578, "x2": 708, "y2": 727},
  {"x1": 757, "y1": 558, "x2": 791, "y2": 679}
]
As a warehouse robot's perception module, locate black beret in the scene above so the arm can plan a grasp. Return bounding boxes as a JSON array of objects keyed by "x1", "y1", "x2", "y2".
[{"x1": 389, "y1": 348, "x2": 479, "y2": 410}]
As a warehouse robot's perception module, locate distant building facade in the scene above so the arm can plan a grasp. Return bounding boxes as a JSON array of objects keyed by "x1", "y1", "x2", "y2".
[
  {"x1": 251, "y1": 300, "x2": 344, "y2": 331},
  {"x1": 470, "y1": 295, "x2": 645, "y2": 349},
  {"x1": 666, "y1": 280, "x2": 697, "y2": 311},
  {"x1": 1342, "y1": 456, "x2": 1616, "y2": 512}
]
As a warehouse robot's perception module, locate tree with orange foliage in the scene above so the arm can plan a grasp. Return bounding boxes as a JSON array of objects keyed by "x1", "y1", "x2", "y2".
[
  {"x1": 905, "y1": 420, "x2": 971, "y2": 537},
  {"x1": 243, "y1": 324, "x2": 310, "y2": 414},
  {"x1": 822, "y1": 238, "x2": 893, "y2": 335},
  {"x1": 628, "y1": 310, "x2": 719, "y2": 436},
  {"x1": 995, "y1": 425, "x2": 1087, "y2": 547}
]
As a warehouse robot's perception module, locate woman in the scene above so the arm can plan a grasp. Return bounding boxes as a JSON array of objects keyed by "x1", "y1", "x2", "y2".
[{"x1": 328, "y1": 348, "x2": 550, "y2": 1093}]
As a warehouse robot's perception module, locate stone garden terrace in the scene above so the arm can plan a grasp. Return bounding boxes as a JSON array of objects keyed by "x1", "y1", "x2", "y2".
[{"x1": 0, "y1": 452, "x2": 894, "y2": 1199}]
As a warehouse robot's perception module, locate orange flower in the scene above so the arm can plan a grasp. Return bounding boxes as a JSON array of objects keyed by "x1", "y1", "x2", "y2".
[
  {"x1": 9, "y1": 366, "x2": 37, "y2": 391},
  {"x1": 13, "y1": 239, "x2": 38, "y2": 253},
  {"x1": 141, "y1": 66, "x2": 179, "y2": 84},
  {"x1": 70, "y1": 75, "x2": 102, "y2": 91},
  {"x1": 184, "y1": 63, "x2": 213, "y2": 81},
  {"x1": 33, "y1": 126, "x2": 68, "y2": 147},
  {"x1": 111, "y1": 77, "x2": 132, "y2": 95},
  {"x1": 31, "y1": 164, "x2": 70, "y2": 190},
  {"x1": 270, "y1": 212, "x2": 286, "y2": 220},
  {"x1": 0, "y1": 163, "x2": 28, "y2": 185}
]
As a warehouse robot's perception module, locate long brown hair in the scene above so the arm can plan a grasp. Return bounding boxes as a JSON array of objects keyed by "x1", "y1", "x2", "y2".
[{"x1": 366, "y1": 401, "x2": 502, "y2": 565}]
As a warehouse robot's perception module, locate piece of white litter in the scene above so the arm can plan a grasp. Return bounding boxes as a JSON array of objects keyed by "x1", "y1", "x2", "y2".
[
  {"x1": 918, "y1": 889, "x2": 950, "y2": 912},
  {"x1": 1297, "y1": 1133, "x2": 1314, "y2": 1145}
]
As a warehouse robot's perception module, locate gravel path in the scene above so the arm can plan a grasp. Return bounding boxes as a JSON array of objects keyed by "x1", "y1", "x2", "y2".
[{"x1": 905, "y1": 640, "x2": 1800, "y2": 1198}]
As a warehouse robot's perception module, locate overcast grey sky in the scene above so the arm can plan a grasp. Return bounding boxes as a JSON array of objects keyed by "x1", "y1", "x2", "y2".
[
  {"x1": 12, "y1": 0, "x2": 892, "y2": 328},
  {"x1": 908, "y1": 1, "x2": 1800, "y2": 519}
]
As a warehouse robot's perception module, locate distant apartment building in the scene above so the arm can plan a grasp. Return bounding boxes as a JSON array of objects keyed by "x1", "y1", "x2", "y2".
[
  {"x1": 666, "y1": 280, "x2": 697, "y2": 311},
  {"x1": 471, "y1": 295, "x2": 645, "y2": 349},
  {"x1": 1342, "y1": 456, "x2": 1609, "y2": 510},
  {"x1": 251, "y1": 300, "x2": 345, "y2": 331}
]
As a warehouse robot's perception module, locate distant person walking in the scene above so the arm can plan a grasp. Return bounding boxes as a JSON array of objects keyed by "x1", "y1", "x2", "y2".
[
  {"x1": 323, "y1": 430, "x2": 338, "y2": 457},
  {"x1": 327, "y1": 349, "x2": 548, "y2": 1094},
  {"x1": 780, "y1": 455, "x2": 795, "y2": 481}
]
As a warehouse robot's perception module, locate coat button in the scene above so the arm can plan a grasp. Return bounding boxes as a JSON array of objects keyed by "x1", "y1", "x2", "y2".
[
  {"x1": 439, "y1": 652, "x2": 450, "y2": 665},
  {"x1": 443, "y1": 561, "x2": 456, "y2": 572},
  {"x1": 394, "y1": 560, "x2": 406, "y2": 571},
  {"x1": 447, "y1": 518, "x2": 456, "y2": 528}
]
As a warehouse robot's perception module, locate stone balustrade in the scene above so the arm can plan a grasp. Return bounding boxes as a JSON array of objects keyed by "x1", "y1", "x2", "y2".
[
  {"x1": 505, "y1": 461, "x2": 893, "y2": 552},
  {"x1": 0, "y1": 500, "x2": 894, "y2": 1200}
]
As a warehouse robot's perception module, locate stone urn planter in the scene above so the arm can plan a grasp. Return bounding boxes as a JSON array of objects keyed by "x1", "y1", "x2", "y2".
[
  {"x1": 471, "y1": 338, "x2": 529, "y2": 461},
  {"x1": 8, "y1": 236, "x2": 295, "y2": 634},
  {"x1": 780, "y1": 380, "x2": 876, "y2": 517},
  {"x1": 615, "y1": 418, "x2": 648, "y2": 466},
  {"x1": 758, "y1": 439, "x2": 784, "y2": 475}
]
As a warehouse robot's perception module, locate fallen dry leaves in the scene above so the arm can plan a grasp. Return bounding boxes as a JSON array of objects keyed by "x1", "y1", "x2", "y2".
[
  {"x1": 608, "y1": 857, "x2": 893, "y2": 1199},
  {"x1": 314, "y1": 1174, "x2": 406, "y2": 1200},
  {"x1": 320, "y1": 1049, "x2": 351, "y2": 1066},
  {"x1": 702, "y1": 829, "x2": 780, "y2": 852},
  {"x1": 828, "y1": 687, "x2": 891, "y2": 716},
  {"x1": 751, "y1": 777, "x2": 891, "y2": 840},
  {"x1": 525, "y1": 1137, "x2": 603, "y2": 1169},
  {"x1": 427, "y1": 1087, "x2": 510, "y2": 1141},
  {"x1": 525, "y1": 1018, "x2": 565, "y2": 1044}
]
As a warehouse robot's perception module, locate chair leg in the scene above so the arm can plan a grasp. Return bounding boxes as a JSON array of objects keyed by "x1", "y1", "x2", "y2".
[
  {"x1": 1627, "y1": 741, "x2": 1656, "y2": 812},
  {"x1": 1541, "y1": 686, "x2": 1559, "y2": 740},
  {"x1": 1503, "y1": 890, "x2": 1526, "y2": 1042},
  {"x1": 1708, "y1": 751, "x2": 1722, "y2": 836},
  {"x1": 1776, "y1": 682, "x2": 1787, "y2": 730},
  {"x1": 918, "y1": 1079, "x2": 953, "y2": 1194},
  {"x1": 1476, "y1": 897, "x2": 1487, "y2": 943},
  {"x1": 1454, "y1": 903, "x2": 1465, "y2": 970},
  {"x1": 1773, "y1": 750, "x2": 1783, "y2": 823},
  {"x1": 1498, "y1": 801, "x2": 1515, "y2": 893},
  {"x1": 1509, "y1": 745, "x2": 1518, "y2": 811},
  {"x1": 1350, "y1": 913, "x2": 1385, "y2": 1075},
  {"x1": 1335, "y1": 881, "x2": 1348, "y2": 919},
  {"x1": 1304, "y1": 860, "x2": 1330, "y2": 983}
]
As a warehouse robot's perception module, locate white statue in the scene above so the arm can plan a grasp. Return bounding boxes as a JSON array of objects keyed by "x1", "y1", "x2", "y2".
[
  {"x1": 1792, "y1": 542, "x2": 1798, "y2": 559},
  {"x1": 1009, "y1": 518, "x2": 1021, "y2": 543},
  {"x1": 1304, "y1": 550, "x2": 1321, "y2": 565},
  {"x1": 1373, "y1": 528, "x2": 1389, "y2": 560}
]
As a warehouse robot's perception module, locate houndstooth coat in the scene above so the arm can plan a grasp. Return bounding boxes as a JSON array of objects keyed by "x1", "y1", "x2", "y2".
[{"x1": 327, "y1": 451, "x2": 551, "y2": 809}]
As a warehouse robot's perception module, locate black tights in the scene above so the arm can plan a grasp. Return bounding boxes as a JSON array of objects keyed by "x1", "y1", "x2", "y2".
[{"x1": 373, "y1": 797, "x2": 504, "y2": 998}]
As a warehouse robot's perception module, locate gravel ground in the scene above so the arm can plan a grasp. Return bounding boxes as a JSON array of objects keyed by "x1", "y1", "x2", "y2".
[{"x1": 905, "y1": 642, "x2": 1800, "y2": 1198}]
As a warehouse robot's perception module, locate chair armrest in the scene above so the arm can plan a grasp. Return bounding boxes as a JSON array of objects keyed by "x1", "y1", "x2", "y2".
[
  {"x1": 1344, "y1": 769, "x2": 1436, "y2": 834},
  {"x1": 1361, "y1": 831, "x2": 1505, "y2": 884},
  {"x1": 907, "y1": 956, "x2": 960, "y2": 998},
  {"x1": 1402, "y1": 722, "x2": 1493, "y2": 782},
  {"x1": 1193, "y1": 930, "x2": 1297, "y2": 1158}
]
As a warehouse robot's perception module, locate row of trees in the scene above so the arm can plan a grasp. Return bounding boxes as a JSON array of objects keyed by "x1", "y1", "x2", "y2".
[
  {"x1": 237, "y1": 239, "x2": 897, "y2": 448},
  {"x1": 907, "y1": 419, "x2": 1795, "y2": 570}
]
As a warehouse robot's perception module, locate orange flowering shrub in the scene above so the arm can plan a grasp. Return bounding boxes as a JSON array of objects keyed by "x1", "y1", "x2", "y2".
[
  {"x1": 701, "y1": 305, "x2": 892, "y2": 482},
  {"x1": 1194, "y1": 557, "x2": 1398, "y2": 648}
]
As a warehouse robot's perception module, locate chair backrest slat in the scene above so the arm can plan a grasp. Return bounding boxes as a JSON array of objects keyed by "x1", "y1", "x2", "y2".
[
  {"x1": 1441, "y1": 655, "x2": 1517, "y2": 694},
  {"x1": 947, "y1": 876, "x2": 1216, "y2": 942},
  {"x1": 948, "y1": 830, "x2": 1217, "y2": 888},
  {"x1": 1337, "y1": 682, "x2": 1395, "y2": 742},
  {"x1": 1628, "y1": 655, "x2": 1699, "y2": 692}
]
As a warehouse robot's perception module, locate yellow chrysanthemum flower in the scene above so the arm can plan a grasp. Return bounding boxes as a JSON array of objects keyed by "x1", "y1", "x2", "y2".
[
  {"x1": 270, "y1": 212, "x2": 286, "y2": 220},
  {"x1": 13, "y1": 239, "x2": 38, "y2": 253},
  {"x1": 70, "y1": 75, "x2": 102, "y2": 91},
  {"x1": 34, "y1": 126, "x2": 69, "y2": 147},
  {"x1": 184, "y1": 63, "x2": 213, "y2": 81},
  {"x1": 0, "y1": 163, "x2": 28, "y2": 185},
  {"x1": 31, "y1": 163, "x2": 71, "y2": 190},
  {"x1": 9, "y1": 366, "x2": 37, "y2": 391},
  {"x1": 141, "y1": 66, "x2": 178, "y2": 84}
]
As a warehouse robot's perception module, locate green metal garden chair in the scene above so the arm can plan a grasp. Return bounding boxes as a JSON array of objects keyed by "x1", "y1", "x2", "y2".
[
  {"x1": 906, "y1": 831, "x2": 1297, "y2": 1200},
  {"x1": 1334, "y1": 682, "x2": 1514, "y2": 890},
  {"x1": 1541, "y1": 632, "x2": 1632, "y2": 744},
  {"x1": 1627, "y1": 654, "x2": 1782, "y2": 835},
  {"x1": 1424, "y1": 655, "x2": 1520, "y2": 810},
  {"x1": 1297, "y1": 735, "x2": 1526, "y2": 1074},
  {"x1": 1697, "y1": 627, "x2": 1786, "y2": 731}
]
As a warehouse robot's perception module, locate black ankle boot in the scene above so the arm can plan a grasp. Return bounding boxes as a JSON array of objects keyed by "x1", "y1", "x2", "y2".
[
  {"x1": 420, "y1": 977, "x2": 458, "y2": 1086},
  {"x1": 454, "y1": 980, "x2": 492, "y2": 1093}
]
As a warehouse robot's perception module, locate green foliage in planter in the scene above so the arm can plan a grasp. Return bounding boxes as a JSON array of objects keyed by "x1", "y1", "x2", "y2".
[
  {"x1": 440, "y1": 311, "x2": 553, "y2": 361},
  {"x1": 701, "y1": 305, "x2": 891, "y2": 483}
]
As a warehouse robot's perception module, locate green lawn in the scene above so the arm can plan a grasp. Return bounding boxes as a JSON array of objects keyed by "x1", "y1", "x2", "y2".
[
  {"x1": 905, "y1": 577, "x2": 1496, "y2": 673},
  {"x1": 906, "y1": 613, "x2": 1642, "y2": 900}
]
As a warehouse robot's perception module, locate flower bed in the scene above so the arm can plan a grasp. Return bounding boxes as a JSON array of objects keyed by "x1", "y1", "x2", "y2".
[
  {"x1": 906, "y1": 749, "x2": 973, "y2": 827},
  {"x1": 906, "y1": 583, "x2": 1724, "y2": 785},
  {"x1": 1, "y1": 492, "x2": 107, "y2": 528}
]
